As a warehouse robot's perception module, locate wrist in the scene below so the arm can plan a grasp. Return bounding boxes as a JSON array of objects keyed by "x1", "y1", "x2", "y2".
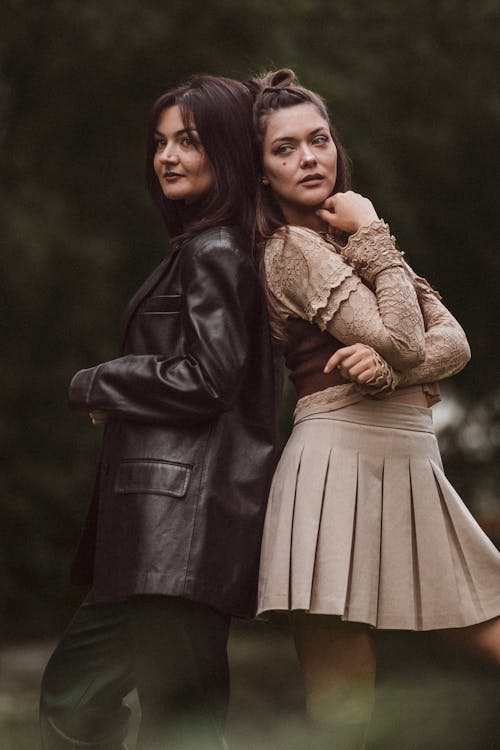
[
  {"x1": 353, "y1": 214, "x2": 380, "y2": 233},
  {"x1": 340, "y1": 220, "x2": 404, "y2": 284},
  {"x1": 356, "y1": 352, "x2": 400, "y2": 396}
]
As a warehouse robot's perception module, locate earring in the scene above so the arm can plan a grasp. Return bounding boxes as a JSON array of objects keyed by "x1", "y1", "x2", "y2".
[{"x1": 262, "y1": 176, "x2": 270, "y2": 185}]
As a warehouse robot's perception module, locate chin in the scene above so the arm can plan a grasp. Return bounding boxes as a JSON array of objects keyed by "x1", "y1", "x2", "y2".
[
  {"x1": 298, "y1": 187, "x2": 332, "y2": 206},
  {"x1": 301, "y1": 194, "x2": 330, "y2": 209},
  {"x1": 162, "y1": 189, "x2": 188, "y2": 201}
]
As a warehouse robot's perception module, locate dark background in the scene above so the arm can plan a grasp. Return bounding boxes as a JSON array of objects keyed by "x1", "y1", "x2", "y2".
[{"x1": 1, "y1": 1, "x2": 499, "y2": 747}]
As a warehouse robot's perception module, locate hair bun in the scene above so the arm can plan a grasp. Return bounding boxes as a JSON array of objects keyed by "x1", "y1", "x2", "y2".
[
  {"x1": 246, "y1": 68, "x2": 299, "y2": 100},
  {"x1": 269, "y1": 68, "x2": 297, "y2": 88}
]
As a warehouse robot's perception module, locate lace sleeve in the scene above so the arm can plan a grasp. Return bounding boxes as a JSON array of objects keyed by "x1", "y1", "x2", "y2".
[
  {"x1": 319, "y1": 222, "x2": 426, "y2": 370},
  {"x1": 396, "y1": 263, "x2": 471, "y2": 386},
  {"x1": 263, "y1": 226, "x2": 362, "y2": 323},
  {"x1": 353, "y1": 263, "x2": 471, "y2": 396}
]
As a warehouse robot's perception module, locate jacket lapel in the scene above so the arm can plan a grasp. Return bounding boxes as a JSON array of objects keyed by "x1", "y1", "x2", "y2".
[{"x1": 119, "y1": 243, "x2": 181, "y2": 351}]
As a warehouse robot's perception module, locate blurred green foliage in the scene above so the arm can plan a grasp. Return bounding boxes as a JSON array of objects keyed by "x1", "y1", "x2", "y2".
[{"x1": 1, "y1": 0, "x2": 500, "y2": 637}]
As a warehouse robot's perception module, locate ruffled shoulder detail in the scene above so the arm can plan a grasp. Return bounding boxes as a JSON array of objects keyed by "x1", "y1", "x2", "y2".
[{"x1": 264, "y1": 225, "x2": 360, "y2": 323}]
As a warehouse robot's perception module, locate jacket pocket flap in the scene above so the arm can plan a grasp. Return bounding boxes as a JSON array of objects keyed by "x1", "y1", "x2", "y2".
[
  {"x1": 141, "y1": 294, "x2": 182, "y2": 314},
  {"x1": 115, "y1": 460, "x2": 191, "y2": 498}
]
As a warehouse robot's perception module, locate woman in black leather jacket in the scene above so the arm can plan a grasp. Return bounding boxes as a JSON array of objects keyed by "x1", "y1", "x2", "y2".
[{"x1": 40, "y1": 75, "x2": 277, "y2": 750}]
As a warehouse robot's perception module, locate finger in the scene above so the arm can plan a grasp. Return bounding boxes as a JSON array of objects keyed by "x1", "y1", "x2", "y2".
[
  {"x1": 357, "y1": 368, "x2": 377, "y2": 384},
  {"x1": 338, "y1": 366, "x2": 364, "y2": 382},
  {"x1": 333, "y1": 352, "x2": 369, "y2": 375},
  {"x1": 338, "y1": 362, "x2": 369, "y2": 381},
  {"x1": 316, "y1": 208, "x2": 342, "y2": 228},
  {"x1": 323, "y1": 346, "x2": 359, "y2": 373},
  {"x1": 344, "y1": 361, "x2": 372, "y2": 379},
  {"x1": 89, "y1": 411, "x2": 107, "y2": 425},
  {"x1": 320, "y1": 196, "x2": 336, "y2": 211}
]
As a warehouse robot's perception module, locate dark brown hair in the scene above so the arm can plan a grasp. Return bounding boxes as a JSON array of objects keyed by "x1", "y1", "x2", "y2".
[
  {"x1": 246, "y1": 69, "x2": 351, "y2": 345},
  {"x1": 247, "y1": 68, "x2": 350, "y2": 242},
  {"x1": 146, "y1": 75, "x2": 258, "y2": 247}
]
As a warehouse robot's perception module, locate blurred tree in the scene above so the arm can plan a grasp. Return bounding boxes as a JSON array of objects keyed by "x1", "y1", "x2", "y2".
[{"x1": 1, "y1": 0, "x2": 499, "y2": 636}]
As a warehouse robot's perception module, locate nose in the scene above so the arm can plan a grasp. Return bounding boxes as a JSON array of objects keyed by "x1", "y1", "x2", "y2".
[
  {"x1": 300, "y1": 145, "x2": 317, "y2": 168},
  {"x1": 158, "y1": 143, "x2": 179, "y2": 165}
]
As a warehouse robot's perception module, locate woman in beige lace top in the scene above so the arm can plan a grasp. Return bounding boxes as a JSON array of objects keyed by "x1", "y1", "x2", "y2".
[{"x1": 249, "y1": 69, "x2": 500, "y2": 748}]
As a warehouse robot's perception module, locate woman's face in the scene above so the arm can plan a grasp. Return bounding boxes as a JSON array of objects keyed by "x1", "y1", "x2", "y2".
[
  {"x1": 262, "y1": 102, "x2": 337, "y2": 229},
  {"x1": 153, "y1": 105, "x2": 214, "y2": 204}
]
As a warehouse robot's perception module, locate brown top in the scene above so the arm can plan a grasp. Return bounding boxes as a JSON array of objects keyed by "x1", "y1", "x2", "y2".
[
  {"x1": 285, "y1": 317, "x2": 347, "y2": 398},
  {"x1": 263, "y1": 221, "x2": 471, "y2": 421}
]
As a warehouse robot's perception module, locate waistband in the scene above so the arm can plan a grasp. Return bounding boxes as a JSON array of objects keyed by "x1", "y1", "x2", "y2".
[{"x1": 296, "y1": 398, "x2": 435, "y2": 434}]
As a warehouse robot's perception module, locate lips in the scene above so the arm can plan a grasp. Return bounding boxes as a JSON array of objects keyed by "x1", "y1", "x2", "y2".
[
  {"x1": 163, "y1": 172, "x2": 184, "y2": 180},
  {"x1": 299, "y1": 173, "x2": 324, "y2": 185}
]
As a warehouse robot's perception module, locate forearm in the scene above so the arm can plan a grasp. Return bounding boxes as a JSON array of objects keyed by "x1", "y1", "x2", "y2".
[
  {"x1": 322, "y1": 268, "x2": 426, "y2": 370},
  {"x1": 399, "y1": 264, "x2": 471, "y2": 385},
  {"x1": 68, "y1": 352, "x2": 244, "y2": 424},
  {"x1": 355, "y1": 305, "x2": 470, "y2": 395},
  {"x1": 397, "y1": 323, "x2": 470, "y2": 386},
  {"x1": 323, "y1": 221, "x2": 426, "y2": 370},
  {"x1": 69, "y1": 237, "x2": 256, "y2": 425},
  {"x1": 323, "y1": 223, "x2": 470, "y2": 395}
]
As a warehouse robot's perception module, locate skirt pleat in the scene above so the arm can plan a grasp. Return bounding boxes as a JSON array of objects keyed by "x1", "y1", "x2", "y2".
[
  {"x1": 409, "y1": 457, "x2": 462, "y2": 629},
  {"x1": 258, "y1": 444, "x2": 304, "y2": 612},
  {"x1": 377, "y1": 456, "x2": 418, "y2": 628},
  {"x1": 309, "y1": 448, "x2": 358, "y2": 614},
  {"x1": 344, "y1": 451, "x2": 384, "y2": 626},
  {"x1": 257, "y1": 400, "x2": 500, "y2": 630},
  {"x1": 433, "y1": 462, "x2": 500, "y2": 619},
  {"x1": 290, "y1": 440, "x2": 332, "y2": 610}
]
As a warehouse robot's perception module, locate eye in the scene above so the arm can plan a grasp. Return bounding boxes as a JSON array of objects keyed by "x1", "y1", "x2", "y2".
[
  {"x1": 275, "y1": 144, "x2": 294, "y2": 155},
  {"x1": 181, "y1": 135, "x2": 202, "y2": 150},
  {"x1": 154, "y1": 138, "x2": 166, "y2": 152},
  {"x1": 312, "y1": 134, "x2": 330, "y2": 146}
]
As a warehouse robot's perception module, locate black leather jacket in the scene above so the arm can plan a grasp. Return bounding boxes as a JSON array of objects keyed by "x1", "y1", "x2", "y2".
[{"x1": 68, "y1": 226, "x2": 277, "y2": 618}]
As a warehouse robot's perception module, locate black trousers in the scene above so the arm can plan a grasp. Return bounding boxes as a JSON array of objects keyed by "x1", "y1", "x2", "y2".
[{"x1": 40, "y1": 595, "x2": 230, "y2": 750}]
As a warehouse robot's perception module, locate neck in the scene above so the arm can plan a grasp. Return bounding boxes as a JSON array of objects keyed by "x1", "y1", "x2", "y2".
[
  {"x1": 281, "y1": 203, "x2": 328, "y2": 232},
  {"x1": 177, "y1": 198, "x2": 203, "y2": 228}
]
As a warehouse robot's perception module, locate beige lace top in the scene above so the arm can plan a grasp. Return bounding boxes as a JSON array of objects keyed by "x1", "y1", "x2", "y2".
[{"x1": 263, "y1": 221, "x2": 471, "y2": 421}]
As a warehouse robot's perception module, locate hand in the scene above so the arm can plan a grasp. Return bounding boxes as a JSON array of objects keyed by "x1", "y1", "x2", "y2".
[
  {"x1": 324, "y1": 343, "x2": 381, "y2": 384},
  {"x1": 316, "y1": 190, "x2": 379, "y2": 234},
  {"x1": 89, "y1": 410, "x2": 107, "y2": 426}
]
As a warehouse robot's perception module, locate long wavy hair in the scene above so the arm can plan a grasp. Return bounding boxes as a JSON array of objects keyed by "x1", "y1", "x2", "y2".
[
  {"x1": 146, "y1": 75, "x2": 259, "y2": 250},
  {"x1": 245, "y1": 69, "x2": 351, "y2": 344}
]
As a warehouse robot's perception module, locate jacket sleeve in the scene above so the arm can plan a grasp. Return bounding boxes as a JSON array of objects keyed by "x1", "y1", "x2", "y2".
[{"x1": 68, "y1": 231, "x2": 256, "y2": 424}]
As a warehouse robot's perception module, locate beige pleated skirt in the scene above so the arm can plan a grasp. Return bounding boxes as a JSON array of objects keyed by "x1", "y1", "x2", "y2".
[{"x1": 257, "y1": 400, "x2": 500, "y2": 630}]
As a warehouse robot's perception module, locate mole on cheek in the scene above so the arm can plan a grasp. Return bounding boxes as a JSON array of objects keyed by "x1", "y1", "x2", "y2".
[{"x1": 282, "y1": 162, "x2": 287, "y2": 166}]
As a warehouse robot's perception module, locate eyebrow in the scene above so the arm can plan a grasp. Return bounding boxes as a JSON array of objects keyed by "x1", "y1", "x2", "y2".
[
  {"x1": 271, "y1": 126, "x2": 328, "y2": 145},
  {"x1": 154, "y1": 128, "x2": 199, "y2": 139}
]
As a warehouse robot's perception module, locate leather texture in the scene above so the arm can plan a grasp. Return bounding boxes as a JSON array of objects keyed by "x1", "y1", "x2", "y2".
[{"x1": 68, "y1": 226, "x2": 277, "y2": 618}]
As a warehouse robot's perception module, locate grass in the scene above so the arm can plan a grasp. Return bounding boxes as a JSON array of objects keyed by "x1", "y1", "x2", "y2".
[{"x1": 1, "y1": 623, "x2": 498, "y2": 749}]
